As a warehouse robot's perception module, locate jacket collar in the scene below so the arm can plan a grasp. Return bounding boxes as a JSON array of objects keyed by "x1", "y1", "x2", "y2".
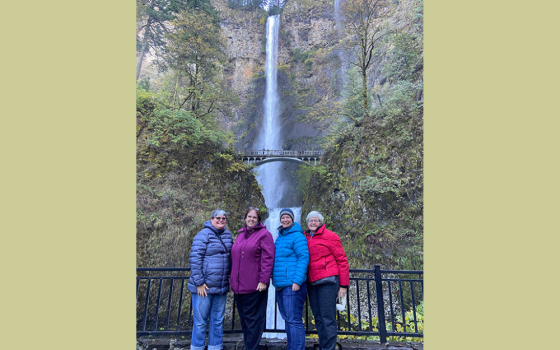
[
  {"x1": 305, "y1": 224, "x2": 326, "y2": 236},
  {"x1": 238, "y1": 222, "x2": 265, "y2": 237},
  {"x1": 204, "y1": 220, "x2": 225, "y2": 235},
  {"x1": 278, "y1": 222, "x2": 302, "y2": 236}
]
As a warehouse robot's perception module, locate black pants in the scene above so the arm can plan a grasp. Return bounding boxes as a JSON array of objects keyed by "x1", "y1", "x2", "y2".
[
  {"x1": 235, "y1": 291, "x2": 268, "y2": 350},
  {"x1": 308, "y1": 281, "x2": 339, "y2": 350}
]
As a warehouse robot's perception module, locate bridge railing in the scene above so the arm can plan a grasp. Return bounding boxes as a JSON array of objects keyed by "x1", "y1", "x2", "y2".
[
  {"x1": 245, "y1": 149, "x2": 322, "y2": 157},
  {"x1": 136, "y1": 265, "x2": 423, "y2": 343}
]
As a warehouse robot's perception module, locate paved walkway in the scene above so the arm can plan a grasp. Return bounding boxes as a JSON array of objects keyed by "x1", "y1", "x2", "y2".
[{"x1": 137, "y1": 336, "x2": 423, "y2": 350}]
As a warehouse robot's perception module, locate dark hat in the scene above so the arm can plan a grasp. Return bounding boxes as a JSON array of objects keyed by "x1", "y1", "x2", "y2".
[{"x1": 279, "y1": 208, "x2": 294, "y2": 222}]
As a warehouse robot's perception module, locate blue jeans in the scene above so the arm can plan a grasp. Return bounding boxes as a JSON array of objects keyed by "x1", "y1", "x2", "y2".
[
  {"x1": 191, "y1": 293, "x2": 227, "y2": 350},
  {"x1": 276, "y1": 283, "x2": 308, "y2": 350}
]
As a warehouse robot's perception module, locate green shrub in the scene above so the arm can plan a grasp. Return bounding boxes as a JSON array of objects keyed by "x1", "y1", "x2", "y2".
[
  {"x1": 146, "y1": 108, "x2": 233, "y2": 149},
  {"x1": 332, "y1": 301, "x2": 424, "y2": 342},
  {"x1": 304, "y1": 58, "x2": 313, "y2": 71},
  {"x1": 137, "y1": 77, "x2": 151, "y2": 91}
]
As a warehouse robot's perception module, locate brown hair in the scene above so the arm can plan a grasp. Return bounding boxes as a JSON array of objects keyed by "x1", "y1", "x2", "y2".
[{"x1": 244, "y1": 208, "x2": 262, "y2": 224}]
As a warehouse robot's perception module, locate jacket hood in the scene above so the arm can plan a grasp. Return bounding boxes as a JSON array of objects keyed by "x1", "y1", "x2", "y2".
[
  {"x1": 278, "y1": 222, "x2": 302, "y2": 236},
  {"x1": 204, "y1": 220, "x2": 226, "y2": 235}
]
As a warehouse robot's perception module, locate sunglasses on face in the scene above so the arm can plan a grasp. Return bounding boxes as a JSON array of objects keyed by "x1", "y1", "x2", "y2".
[{"x1": 214, "y1": 217, "x2": 227, "y2": 221}]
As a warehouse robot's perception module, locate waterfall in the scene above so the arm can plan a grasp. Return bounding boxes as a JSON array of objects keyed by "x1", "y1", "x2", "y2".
[
  {"x1": 254, "y1": 14, "x2": 283, "y2": 209},
  {"x1": 334, "y1": 0, "x2": 342, "y2": 25},
  {"x1": 253, "y1": 14, "x2": 301, "y2": 339},
  {"x1": 334, "y1": 0, "x2": 349, "y2": 89}
]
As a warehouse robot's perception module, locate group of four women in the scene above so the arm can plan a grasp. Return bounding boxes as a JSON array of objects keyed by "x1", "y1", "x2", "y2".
[{"x1": 186, "y1": 208, "x2": 349, "y2": 350}]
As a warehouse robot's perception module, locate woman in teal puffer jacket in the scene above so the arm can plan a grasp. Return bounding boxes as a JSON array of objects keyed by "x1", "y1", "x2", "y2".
[{"x1": 272, "y1": 208, "x2": 309, "y2": 350}]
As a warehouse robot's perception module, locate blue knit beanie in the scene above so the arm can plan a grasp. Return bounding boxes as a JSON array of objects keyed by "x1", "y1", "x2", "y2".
[{"x1": 279, "y1": 208, "x2": 294, "y2": 222}]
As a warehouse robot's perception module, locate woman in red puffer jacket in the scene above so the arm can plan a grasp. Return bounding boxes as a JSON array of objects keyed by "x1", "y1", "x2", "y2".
[{"x1": 304, "y1": 211, "x2": 349, "y2": 350}]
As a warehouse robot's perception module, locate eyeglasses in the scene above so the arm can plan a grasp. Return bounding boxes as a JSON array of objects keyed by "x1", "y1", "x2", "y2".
[
  {"x1": 308, "y1": 219, "x2": 321, "y2": 223},
  {"x1": 214, "y1": 217, "x2": 227, "y2": 221}
]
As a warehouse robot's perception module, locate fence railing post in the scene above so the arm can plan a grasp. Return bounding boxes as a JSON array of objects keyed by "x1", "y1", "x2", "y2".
[{"x1": 374, "y1": 264, "x2": 387, "y2": 343}]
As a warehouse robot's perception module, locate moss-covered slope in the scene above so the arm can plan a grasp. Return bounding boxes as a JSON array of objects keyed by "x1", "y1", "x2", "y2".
[
  {"x1": 301, "y1": 103, "x2": 423, "y2": 270},
  {"x1": 136, "y1": 90, "x2": 265, "y2": 267}
]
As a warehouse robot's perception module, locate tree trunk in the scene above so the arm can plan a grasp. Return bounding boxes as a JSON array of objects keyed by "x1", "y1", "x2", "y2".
[
  {"x1": 136, "y1": 16, "x2": 152, "y2": 81},
  {"x1": 191, "y1": 57, "x2": 199, "y2": 115},
  {"x1": 415, "y1": 89, "x2": 422, "y2": 102},
  {"x1": 362, "y1": 66, "x2": 369, "y2": 118}
]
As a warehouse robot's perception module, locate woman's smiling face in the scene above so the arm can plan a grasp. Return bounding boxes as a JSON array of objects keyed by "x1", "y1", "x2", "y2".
[
  {"x1": 307, "y1": 217, "x2": 321, "y2": 232},
  {"x1": 211, "y1": 215, "x2": 227, "y2": 230},
  {"x1": 245, "y1": 209, "x2": 258, "y2": 228},
  {"x1": 280, "y1": 214, "x2": 293, "y2": 228}
]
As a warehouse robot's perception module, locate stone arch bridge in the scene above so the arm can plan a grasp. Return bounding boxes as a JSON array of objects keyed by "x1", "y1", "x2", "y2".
[{"x1": 240, "y1": 149, "x2": 323, "y2": 166}]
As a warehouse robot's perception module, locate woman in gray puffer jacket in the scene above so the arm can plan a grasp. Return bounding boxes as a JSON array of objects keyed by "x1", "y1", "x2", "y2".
[{"x1": 187, "y1": 210, "x2": 233, "y2": 350}]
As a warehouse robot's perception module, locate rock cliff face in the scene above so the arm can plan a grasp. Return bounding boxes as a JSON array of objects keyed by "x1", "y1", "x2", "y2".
[
  {"x1": 213, "y1": 0, "x2": 346, "y2": 206},
  {"x1": 213, "y1": 0, "x2": 341, "y2": 152}
]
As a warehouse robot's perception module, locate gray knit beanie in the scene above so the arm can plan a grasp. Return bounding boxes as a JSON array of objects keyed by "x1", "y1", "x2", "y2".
[{"x1": 279, "y1": 208, "x2": 294, "y2": 222}]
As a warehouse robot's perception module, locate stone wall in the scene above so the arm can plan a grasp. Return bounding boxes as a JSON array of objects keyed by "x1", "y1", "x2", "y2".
[{"x1": 137, "y1": 336, "x2": 423, "y2": 350}]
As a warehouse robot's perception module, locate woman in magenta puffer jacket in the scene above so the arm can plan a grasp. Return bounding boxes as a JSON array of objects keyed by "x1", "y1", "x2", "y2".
[
  {"x1": 230, "y1": 208, "x2": 275, "y2": 350},
  {"x1": 304, "y1": 211, "x2": 349, "y2": 350}
]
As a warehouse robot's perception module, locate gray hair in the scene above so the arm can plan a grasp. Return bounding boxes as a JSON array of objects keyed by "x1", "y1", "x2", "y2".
[
  {"x1": 306, "y1": 211, "x2": 324, "y2": 224},
  {"x1": 211, "y1": 209, "x2": 226, "y2": 219}
]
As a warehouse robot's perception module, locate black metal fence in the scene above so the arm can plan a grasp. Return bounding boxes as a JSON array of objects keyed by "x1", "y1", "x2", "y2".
[{"x1": 137, "y1": 265, "x2": 423, "y2": 343}]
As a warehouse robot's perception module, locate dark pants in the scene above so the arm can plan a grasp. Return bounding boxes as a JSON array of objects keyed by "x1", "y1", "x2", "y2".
[
  {"x1": 235, "y1": 291, "x2": 268, "y2": 350},
  {"x1": 308, "y1": 281, "x2": 339, "y2": 350},
  {"x1": 276, "y1": 283, "x2": 308, "y2": 350}
]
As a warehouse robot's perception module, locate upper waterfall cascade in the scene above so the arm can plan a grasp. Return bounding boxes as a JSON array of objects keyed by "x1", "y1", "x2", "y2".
[{"x1": 254, "y1": 15, "x2": 283, "y2": 209}]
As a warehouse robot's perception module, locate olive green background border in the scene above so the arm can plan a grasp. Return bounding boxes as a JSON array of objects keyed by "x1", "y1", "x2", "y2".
[
  {"x1": 2, "y1": 1, "x2": 135, "y2": 348},
  {"x1": 425, "y1": 0, "x2": 560, "y2": 349},
  {"x1": 2, "y1": 0, "x2": 559, "y2": 349}
]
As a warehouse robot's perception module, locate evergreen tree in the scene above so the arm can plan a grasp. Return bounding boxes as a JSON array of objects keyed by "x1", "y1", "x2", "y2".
[
  {"x1": 160, "y1": 10, "x2": 236, "y2": 120},
  {"x1": 136, "y1": 0, "x2": 218, "y2": 81}
]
